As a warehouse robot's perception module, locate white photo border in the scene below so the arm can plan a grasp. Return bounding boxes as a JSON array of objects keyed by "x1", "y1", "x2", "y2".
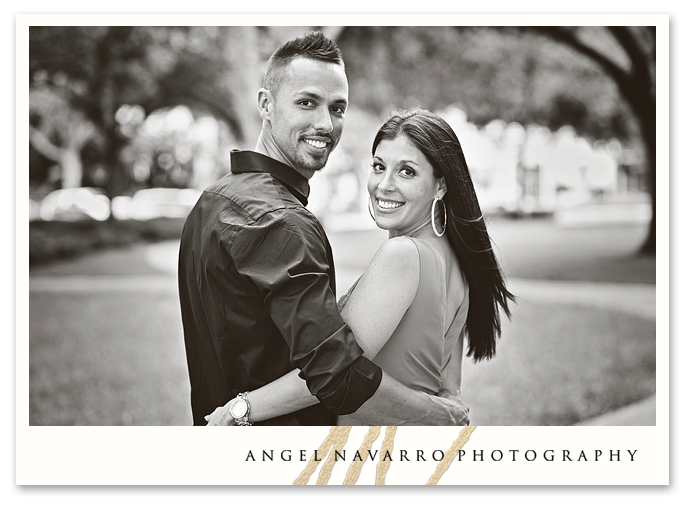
[{"x1": 16, "y1": 12, "x2": 669, "y2": 487}]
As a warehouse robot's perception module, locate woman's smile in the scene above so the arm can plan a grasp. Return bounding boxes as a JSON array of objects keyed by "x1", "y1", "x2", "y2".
[
  {"x1": 368, "y1": 135, "x2": 446, "y2": 237},
  {"x1": 376, "y1": 198, "x2": 404, "y2": 210}
]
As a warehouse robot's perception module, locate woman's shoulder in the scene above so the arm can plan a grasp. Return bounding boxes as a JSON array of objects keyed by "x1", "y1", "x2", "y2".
[
  {"x1": 356, "y1": 236, "x2": 421, "y2": 300},
  {"x1": 373, "y1": 236, "x2": 420, "y2": 270}
]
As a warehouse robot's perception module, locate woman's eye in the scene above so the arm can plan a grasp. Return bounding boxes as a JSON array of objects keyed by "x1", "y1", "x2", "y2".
[
  {"x1": 371, "y1": 162, "x2": 384, "y2": 172},
  {"x1": 400, "y1": 167, "x2": 415, "y2": 177}
]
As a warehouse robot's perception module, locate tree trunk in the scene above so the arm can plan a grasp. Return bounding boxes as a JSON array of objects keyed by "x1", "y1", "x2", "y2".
[
  {"x1": 637, "y1": 103, "x2": 656, "y2": 256},
  {"x1": 223, "y1": 27, "x2": 262, "y2": 147},
  {"x1": 59, "y1": 147, "x2": 83, "y2": 188}
]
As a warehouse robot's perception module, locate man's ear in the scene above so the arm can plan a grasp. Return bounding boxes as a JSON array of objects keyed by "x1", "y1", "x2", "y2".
[{"x1": 257, "y1": 88, "x2": 272, "y2": 121}]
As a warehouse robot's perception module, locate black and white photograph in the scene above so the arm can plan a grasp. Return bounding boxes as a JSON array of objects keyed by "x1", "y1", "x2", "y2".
[{"x1": 14, "y1": 10, "x2": 676, "y2": 491}]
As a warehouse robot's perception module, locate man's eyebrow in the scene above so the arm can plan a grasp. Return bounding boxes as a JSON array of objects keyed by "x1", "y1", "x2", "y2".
[
  {"x1": 297, "y1": 90, "x2": 348, "y2": 105},
  {"x1": 297, "y1": 91, "x2": 322, "y2": 100}
]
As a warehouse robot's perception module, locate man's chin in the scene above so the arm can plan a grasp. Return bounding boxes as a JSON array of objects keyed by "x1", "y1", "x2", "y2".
[{"x1": 297, "y1": 153, "x2": 330, "y2": 173}]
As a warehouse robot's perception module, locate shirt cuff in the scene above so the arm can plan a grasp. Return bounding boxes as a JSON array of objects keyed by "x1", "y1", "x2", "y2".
[
  {"x1": 297, "y1": 324, "x2": 383, "y2": 415},
  {"x1": 318, "y1": 355, "x2": 383, "y2": 415}
]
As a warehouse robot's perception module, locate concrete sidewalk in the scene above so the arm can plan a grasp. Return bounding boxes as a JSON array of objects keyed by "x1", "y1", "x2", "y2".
[{"x1": 575, "y1": 394, "x2": 657, "y2": 426}]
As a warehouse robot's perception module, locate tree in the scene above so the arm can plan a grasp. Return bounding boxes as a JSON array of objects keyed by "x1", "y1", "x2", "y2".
[
  {"x1": 518, "y1": 27, "x2": 656, "y2": 255},
  {"x1": 30, "y1": 27, "x2": 156, "y2": 197},
  {"x1": 29, "y1": 86, "x2": 98, "y2": 188},
  {"x1": 29, "y1": 26, "x2": 316, "y2": 198},
  {"x1": 334, "y1": 26, "x2": 656, "y2": 255}
]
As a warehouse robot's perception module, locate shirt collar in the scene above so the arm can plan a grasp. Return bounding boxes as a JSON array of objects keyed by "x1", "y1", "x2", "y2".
[{"x1": 230, "y1": 150, "x2": 310, "y2": 206}]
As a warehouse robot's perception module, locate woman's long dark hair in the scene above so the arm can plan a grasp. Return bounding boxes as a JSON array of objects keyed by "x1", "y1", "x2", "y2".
[{"x1": 372, "y1": 108, "x2": 515, "y2": 361}]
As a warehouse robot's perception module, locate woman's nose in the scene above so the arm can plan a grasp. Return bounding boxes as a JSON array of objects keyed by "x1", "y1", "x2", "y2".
[{"x1": 378, "y1": 170, "x2": 396, "y2": 192}]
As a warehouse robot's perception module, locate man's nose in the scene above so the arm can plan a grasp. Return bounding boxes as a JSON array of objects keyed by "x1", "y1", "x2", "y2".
[{"x1": 314, "y1": 106, "x2": 334, "y2": 134}]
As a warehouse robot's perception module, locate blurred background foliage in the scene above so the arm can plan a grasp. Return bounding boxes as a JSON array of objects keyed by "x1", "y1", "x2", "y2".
[
  {"x1": 28, "y1": 25, "x2": 656, "y2": 256},
  {"x1": 27, "y1": 25, "x2": 659, "y2": 427}
]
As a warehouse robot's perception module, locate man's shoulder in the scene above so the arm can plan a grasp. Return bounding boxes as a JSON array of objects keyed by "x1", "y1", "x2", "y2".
[
  {"x1": 202, "y1": 172, "x2": 321, "y2": 231},
  {"x1": 204, "y1": 172, "x2": 303, "y2": 216}
]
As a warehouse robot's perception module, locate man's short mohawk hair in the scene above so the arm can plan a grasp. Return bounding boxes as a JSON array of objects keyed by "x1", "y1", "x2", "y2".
[{"x1": 263, "y1": 31, "x2": 345, "y2": 91}]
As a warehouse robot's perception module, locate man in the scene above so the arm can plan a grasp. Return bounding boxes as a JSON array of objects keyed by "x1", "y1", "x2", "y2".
[{"x1": 179, "y1": 31, "x2": 469, "y2": 426}]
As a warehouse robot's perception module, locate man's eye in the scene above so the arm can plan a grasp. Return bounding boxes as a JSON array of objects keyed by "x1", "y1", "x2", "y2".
[
  {"x1": 299, "y1": 101, "x2": 315, "y2": 107},
  {"x1": 332, "y1": 106, "x2": 345, "y2": 115}
]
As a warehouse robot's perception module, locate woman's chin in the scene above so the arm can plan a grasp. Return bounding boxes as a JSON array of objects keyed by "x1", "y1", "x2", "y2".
[{"x1": 373, "y1": 216, "x2": 390, "y2": 231}]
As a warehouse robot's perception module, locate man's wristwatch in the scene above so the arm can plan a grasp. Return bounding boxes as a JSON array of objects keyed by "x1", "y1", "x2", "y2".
[{"x1": 228, "y1": 392, "x2": 252, "y2": 426}]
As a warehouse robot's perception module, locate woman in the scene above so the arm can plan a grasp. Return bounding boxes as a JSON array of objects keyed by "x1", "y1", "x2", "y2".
[{"x1": 205, "y1": 108, "x2": 514, "y2": 425}]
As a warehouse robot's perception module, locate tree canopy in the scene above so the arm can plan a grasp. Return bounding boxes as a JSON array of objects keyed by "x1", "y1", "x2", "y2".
[{"x1": 28, "y1": 25, "x2": 656, "y2": 253}]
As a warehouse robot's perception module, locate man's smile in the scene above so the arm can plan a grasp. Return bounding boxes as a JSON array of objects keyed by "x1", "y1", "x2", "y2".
[{"x1": 304, "y1": 138, "x2": 328, "y2": 149}]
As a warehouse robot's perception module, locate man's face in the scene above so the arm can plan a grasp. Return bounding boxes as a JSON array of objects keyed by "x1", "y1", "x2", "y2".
[{"x1": 264, "y1": 58, "x2": 349, "y2": 175}]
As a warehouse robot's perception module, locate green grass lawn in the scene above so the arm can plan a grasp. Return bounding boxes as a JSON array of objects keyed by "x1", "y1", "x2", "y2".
[
  {"x1": 487, "y1": 217, "x2": 655, "y2": 284},
  {"x1": 30, "y1": 291, "x2": 192, "y2": 425},
  {"x1": 28, "y1": 288, "x2": 655, "y2": 426},
  {"x1": 27, "y1": 217, "x2": 657, "y2": 425},
  {"x1": 462, "y1": 300, "x2": 656, "y2": 425},
  {"x1": 29, "y1": 218, "x2": 185, "y2": 266}
]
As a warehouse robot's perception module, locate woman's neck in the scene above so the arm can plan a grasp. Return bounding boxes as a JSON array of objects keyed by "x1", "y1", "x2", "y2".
[{"x1": 389, "y1": 220, "x2": 437, "y2": 240}]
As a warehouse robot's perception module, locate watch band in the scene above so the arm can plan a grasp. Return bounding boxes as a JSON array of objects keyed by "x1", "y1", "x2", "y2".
[{"x1": 229, "y1": 391, "x2": 252, "y2": 426}]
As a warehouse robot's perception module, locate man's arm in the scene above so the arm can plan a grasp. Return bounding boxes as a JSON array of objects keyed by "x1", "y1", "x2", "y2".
[
  {"x1": 231, "y1": 209, "x2": 381, "y2": 415},
  {"x1": 339, "y1": 237, "x2": 469, "y2": 425},
  {"x1": 211, "y1": 226, "x2": 469, "y2": 426},
  {"x1": 350, "y1": 373, "x2": 470, "y2": 425},
  {"x1": 205, "y1": 367, "x2": 469, "y2": 425}
]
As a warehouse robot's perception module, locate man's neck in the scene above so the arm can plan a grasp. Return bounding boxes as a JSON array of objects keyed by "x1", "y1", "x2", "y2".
[{"x1": 255, "y1": 129, "x2": 314, "y2": 180}]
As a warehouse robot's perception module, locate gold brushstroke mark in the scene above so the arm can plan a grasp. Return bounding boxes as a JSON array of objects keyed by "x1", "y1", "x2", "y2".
[
  {"x1": 425, "y1": 425, "x2": 476, "y2": 485},
  {"x1": 316, "y1": 426, "x2": 352, "y2": 485},
  {"x1": 375, "y1": 426, "x2": 397, "y2": 485},
  {"x1": 293, "y1": 426, "x2": 352, "y2": 485},
  {"x1": 293, "y1": 425, "x2": 477, "y2": 485},
  {"x1": 343, "y1": 426, "x2": 381, "y2": 485}
]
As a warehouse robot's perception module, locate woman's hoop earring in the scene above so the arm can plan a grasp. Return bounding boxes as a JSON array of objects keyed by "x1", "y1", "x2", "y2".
[
  {"x1": 431, "y1": 197, "x2": 447, "y2": 237},
  {"x1": 368, "y1": 198, "x2": 376, "y2": 221}
]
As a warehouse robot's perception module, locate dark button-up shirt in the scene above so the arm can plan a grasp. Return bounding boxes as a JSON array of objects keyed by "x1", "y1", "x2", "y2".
[{"x1": 178, "y1": 150, "x2": 383, "y2": 425}]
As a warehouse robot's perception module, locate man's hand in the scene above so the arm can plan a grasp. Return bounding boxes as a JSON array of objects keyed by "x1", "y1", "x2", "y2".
[
  {"x1": 204, "y1": 404, "x2": 237, "y2": 426},
  {"x1": 434, "y1": 389, "x2": 470, "y2": 426},
  {"x1": 348, "y1": 372, "x2": 471, "y2": 426}
]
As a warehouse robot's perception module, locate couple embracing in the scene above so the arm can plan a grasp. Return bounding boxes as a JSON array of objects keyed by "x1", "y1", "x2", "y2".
[{"x1": 178, "y1": 31, "x2": 514, "y2": 427}]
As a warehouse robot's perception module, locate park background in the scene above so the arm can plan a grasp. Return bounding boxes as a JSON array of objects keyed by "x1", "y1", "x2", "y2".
[{"x1": 26, "y1": 24, "x2": 658, "y2": 426}]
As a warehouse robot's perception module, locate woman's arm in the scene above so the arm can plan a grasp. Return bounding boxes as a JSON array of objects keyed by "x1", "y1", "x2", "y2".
[
  {"x1": 339, "y1": 236, "x2": 419, "y2": 358},
  {"x1": 205, "y1": 237, "x2": 421, "y2": 425}
]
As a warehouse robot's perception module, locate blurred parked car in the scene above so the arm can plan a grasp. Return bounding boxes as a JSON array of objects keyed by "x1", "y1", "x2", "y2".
[
  {"x1": 111, "y1": 188, "x2": 201, "y2": 220},
  {"x1": 39, "y1": 187, "x2": 111, "y2": 222},
  {"x1": 29, "y1": 199, "x2": 42, "y2": 221}
]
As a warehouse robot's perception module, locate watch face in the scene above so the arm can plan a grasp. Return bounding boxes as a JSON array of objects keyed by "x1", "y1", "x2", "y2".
[{"x1": 230, "y1": 398, "x2": 248, "y2": 418}]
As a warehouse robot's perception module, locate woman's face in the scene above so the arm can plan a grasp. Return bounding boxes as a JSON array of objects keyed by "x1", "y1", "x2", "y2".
[{"x1": 368, "y1": 135, "x2": 446, "y2": 237}]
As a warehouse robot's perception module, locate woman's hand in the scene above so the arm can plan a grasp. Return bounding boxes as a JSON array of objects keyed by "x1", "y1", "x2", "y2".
[{"x1": 204, "y1": 404, "x2": 237, "y2": 426}]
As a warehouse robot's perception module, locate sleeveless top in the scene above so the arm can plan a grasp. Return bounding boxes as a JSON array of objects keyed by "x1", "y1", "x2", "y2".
[{"x1": 337, "y1": 236, "x2": 469, "y2": 426}]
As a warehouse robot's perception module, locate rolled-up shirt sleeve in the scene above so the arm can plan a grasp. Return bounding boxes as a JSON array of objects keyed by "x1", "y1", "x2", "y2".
[{"x1": 230, "y1": 208, "x2": 382, "y2": 415}]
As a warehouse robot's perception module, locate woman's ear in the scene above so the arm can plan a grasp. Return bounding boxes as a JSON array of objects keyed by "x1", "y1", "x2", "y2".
[
  {"x1": 436, "y1": 178, "x2": 448, "y2": 199},
  {"x1": 257, "y1": 88, "x2": 272, "y2": 121}
]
